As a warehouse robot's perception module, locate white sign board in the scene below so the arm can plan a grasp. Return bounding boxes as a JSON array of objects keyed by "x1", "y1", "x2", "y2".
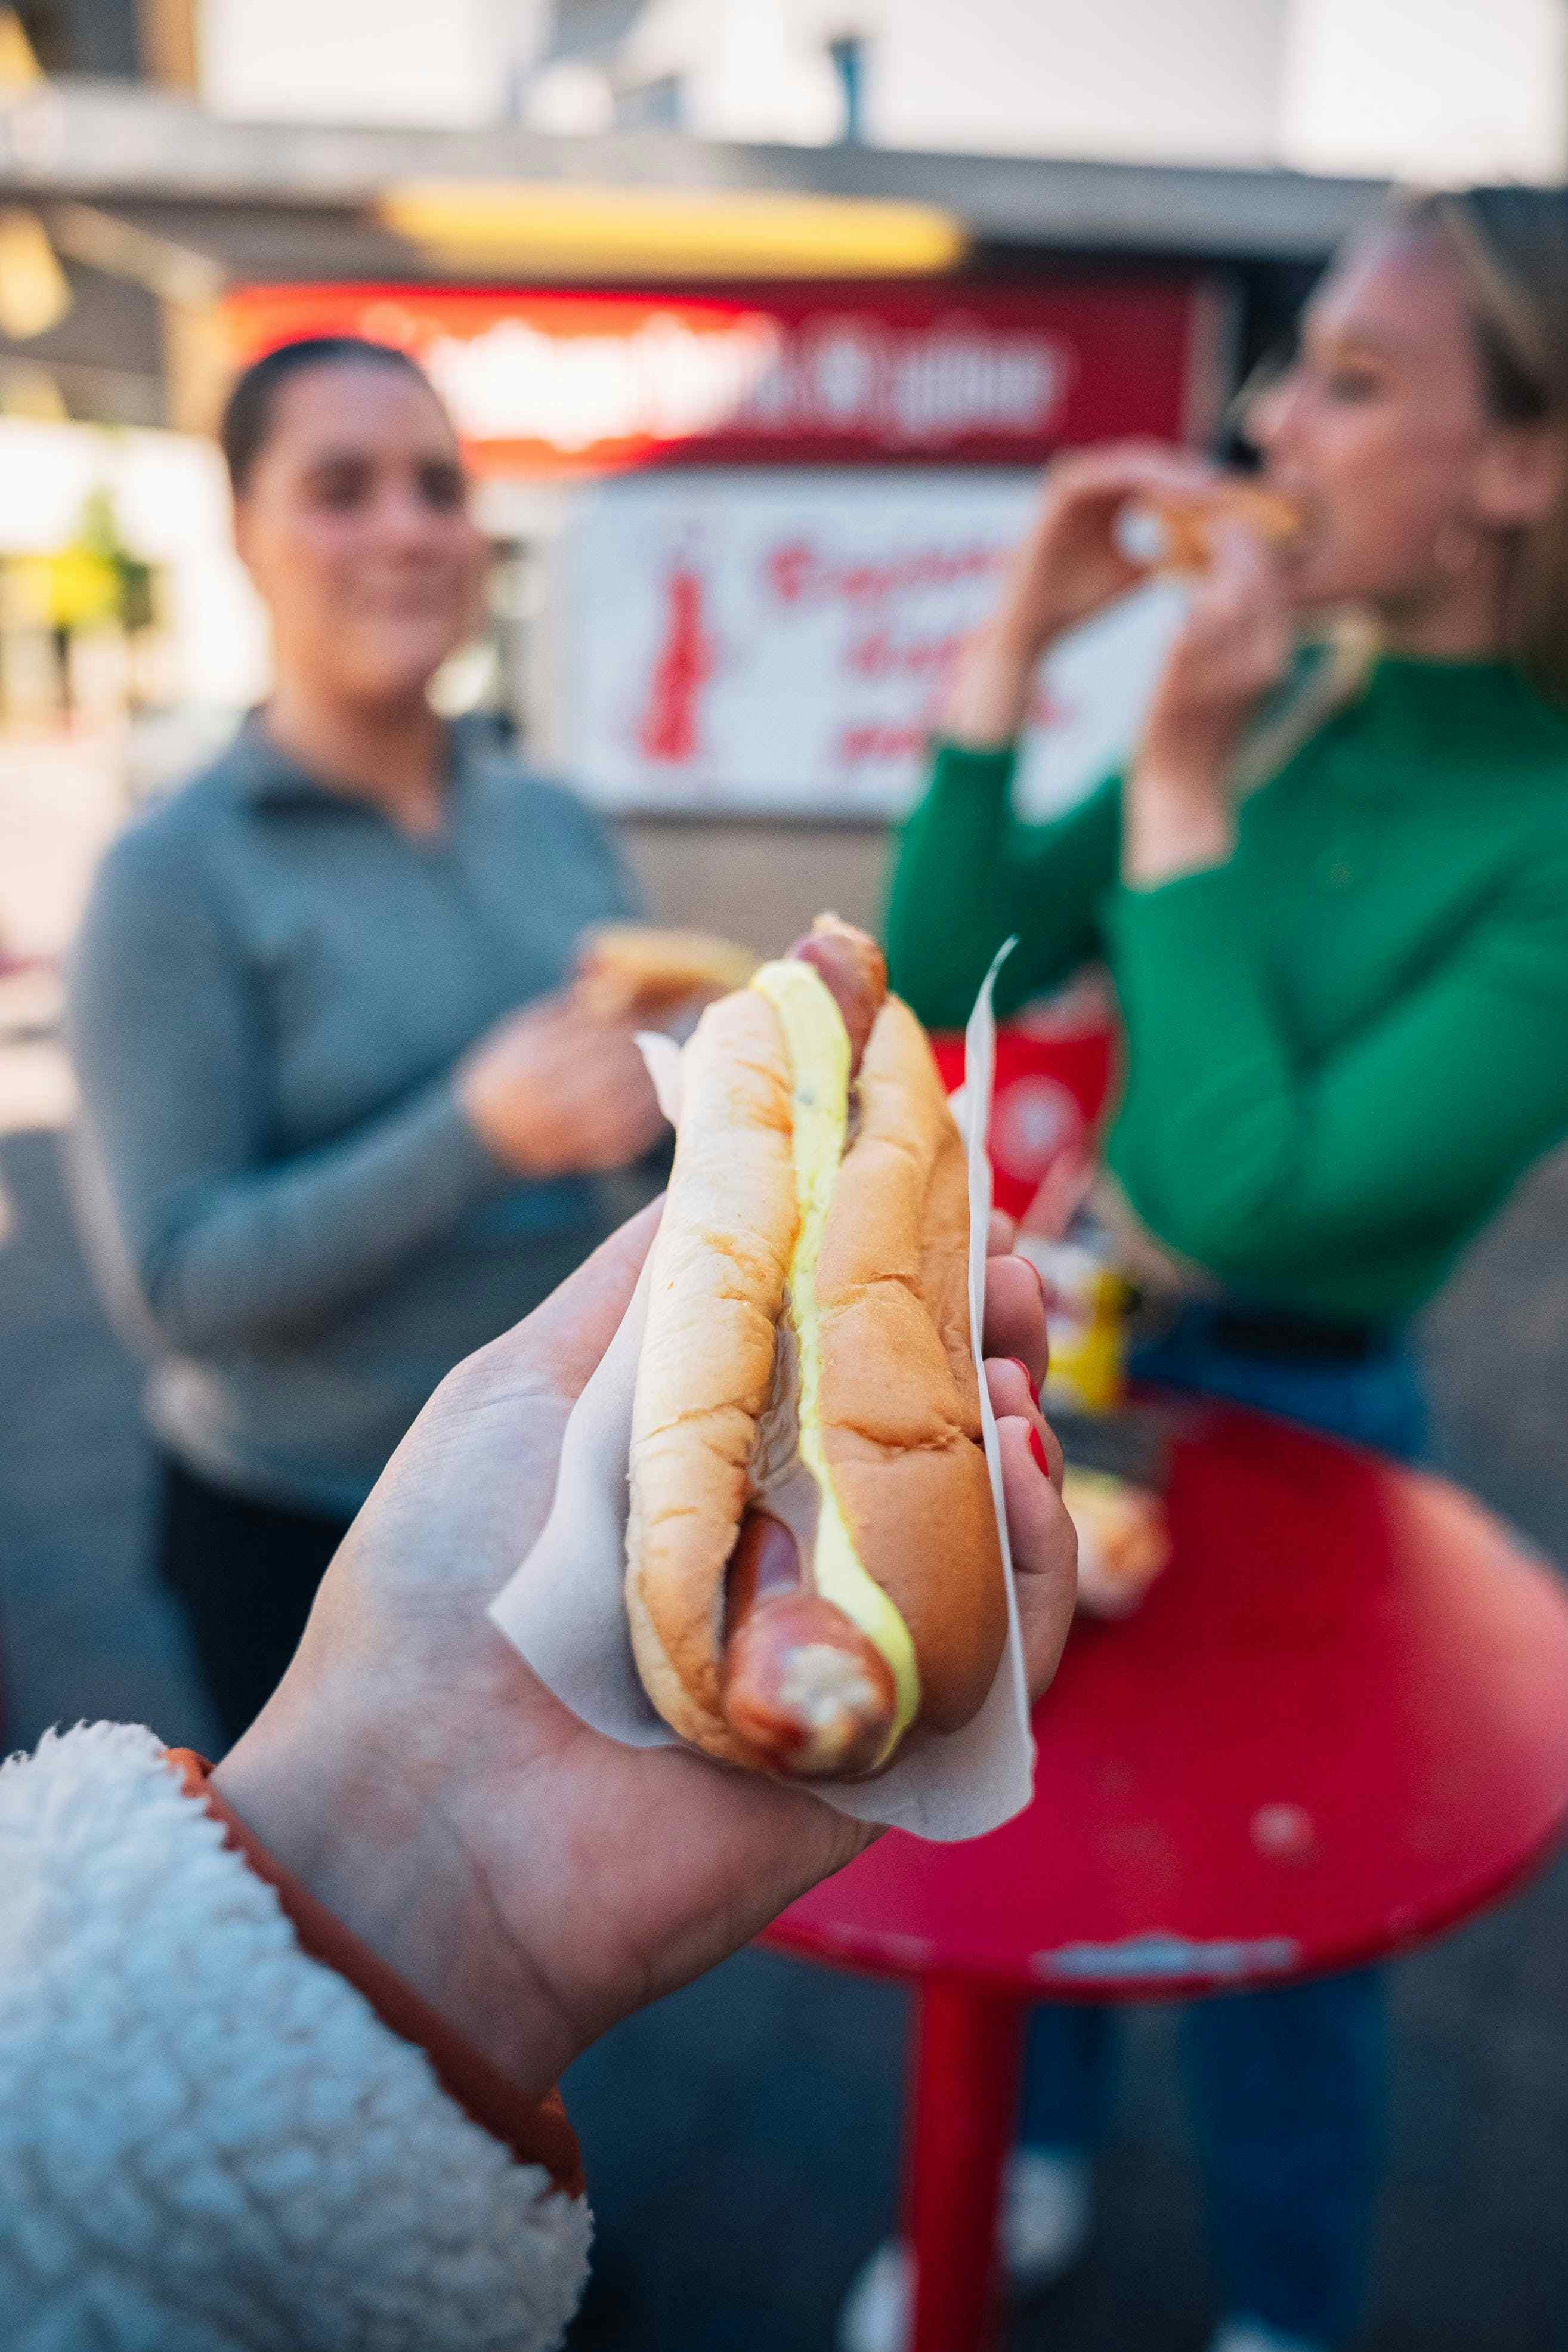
[{"x1": 559, "y1": 467, "x2": 1185, "y2": 821}]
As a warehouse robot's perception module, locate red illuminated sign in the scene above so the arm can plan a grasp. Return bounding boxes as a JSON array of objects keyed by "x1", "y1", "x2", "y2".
[{"x1": 220, "y1": 279, "x2": 1224, "y2": 476}]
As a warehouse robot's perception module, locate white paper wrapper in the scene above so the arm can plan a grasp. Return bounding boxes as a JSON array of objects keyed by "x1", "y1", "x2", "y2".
[{"x1": 488, "y1": 945, "x2": 1035, "y2": 1841}]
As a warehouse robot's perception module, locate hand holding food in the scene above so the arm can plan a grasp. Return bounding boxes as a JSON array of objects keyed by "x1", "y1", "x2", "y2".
[
  {"x1": 945, "y1": 441, "x2": 1239, "y2": 746},
  {"x1": 1122, "y1": 479, "x2": 1301, "y2": 574},
  {"x1": 214, "y1": 1195, "x2": 1075, "y2": 2100},
  {"x1": 573, "y1": 923, "x2": 760, "y2": 1022},
  {"x1": 1003, "y1": 443, "x2": 1227, "y2": 645},
  {"x1": 1124, "y1": 515, "x2": 1297, "y2": 885},
  {"x1": 627, "y1": 916, "x2": 1016, "y2": 1779},
  {"x1": 459, "y1": 991, "x2": 666, "y2": 1176}
]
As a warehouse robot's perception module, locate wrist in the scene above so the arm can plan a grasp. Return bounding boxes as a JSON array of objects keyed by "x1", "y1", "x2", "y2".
[
  {"x1": 1122, "y1": 755, "x2": 1235, "y2": 886},
  {"x1": 989, "y1": 602, "x2": 1059, "y2": 667},
  {"x1": 943, "y1": 616, "x2": 1047, "y2": 750},
  {"x1": 213, "y1": 1686, "x2": 577, "y2": 2103}
]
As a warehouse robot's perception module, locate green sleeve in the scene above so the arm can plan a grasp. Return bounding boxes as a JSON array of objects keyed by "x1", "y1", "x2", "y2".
[
  {"x1": 1104, "y1": 845, "x2": 1568, "y2": 1291},
  {"x1": 885, "y1": 741, "x2": 1122, "y2": 1027}
]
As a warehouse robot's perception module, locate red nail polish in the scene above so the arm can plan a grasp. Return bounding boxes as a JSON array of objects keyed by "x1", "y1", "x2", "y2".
[
  {"x1": 1008, "y1": 1356, "x2": 1043, "y2": 1411},
  {"x1": 1029, "y1": 1424, "x2": 1051, "y2": 1476}
]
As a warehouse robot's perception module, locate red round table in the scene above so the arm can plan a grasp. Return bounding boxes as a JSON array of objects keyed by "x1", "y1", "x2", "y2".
[{"x1": 765, "y1": 1402, "x2": 1568, "y2": 2352}]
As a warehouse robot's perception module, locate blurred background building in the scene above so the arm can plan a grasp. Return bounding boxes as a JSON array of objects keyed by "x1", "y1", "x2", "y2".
[
  {"x1": 202, "y1": 0, "x2": 1567, "y2": 178},
  {"x1": 6, "y1": 17, "x2": 1568, "y2": 2350},
  {"x1": 0, "y1": 0, "x2": 1563, "y2": 954}
]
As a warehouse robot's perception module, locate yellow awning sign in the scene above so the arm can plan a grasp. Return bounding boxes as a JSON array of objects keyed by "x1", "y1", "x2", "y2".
[{"x1": 379, "y1": 181, "x2": 969, "y2": 281}]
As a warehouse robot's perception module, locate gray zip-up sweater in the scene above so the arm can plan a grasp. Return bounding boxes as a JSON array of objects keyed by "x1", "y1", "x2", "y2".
[{"x1": 66, "y1": 720, "x2": 655, "y2": 1515}]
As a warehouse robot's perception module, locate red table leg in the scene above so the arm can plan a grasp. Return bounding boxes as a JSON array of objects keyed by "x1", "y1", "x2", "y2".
[{"x1": 901, "y1": 1978, "x2": 1026, "y2": 2352}]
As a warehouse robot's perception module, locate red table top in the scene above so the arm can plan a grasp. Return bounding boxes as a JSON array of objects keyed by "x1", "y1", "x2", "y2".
[{"x1": 768, "y1": 1404, "x2": 1568, "y2": 2000}]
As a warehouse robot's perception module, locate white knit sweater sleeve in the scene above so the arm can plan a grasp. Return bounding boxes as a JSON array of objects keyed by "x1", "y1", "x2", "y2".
[{"x1": 0, "y1": 1721, "x2": 592, "y2": 2352}]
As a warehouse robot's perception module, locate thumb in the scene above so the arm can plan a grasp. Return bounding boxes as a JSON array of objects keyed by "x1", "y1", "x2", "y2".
[{"x1": 1209, "y1": 520, "x2": 1276, "y2": 599}]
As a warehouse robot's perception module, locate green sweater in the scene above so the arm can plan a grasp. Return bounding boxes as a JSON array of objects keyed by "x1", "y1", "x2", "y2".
[{"x1": 887, "y1": 656, "x2": 1568, "y2": 1321}]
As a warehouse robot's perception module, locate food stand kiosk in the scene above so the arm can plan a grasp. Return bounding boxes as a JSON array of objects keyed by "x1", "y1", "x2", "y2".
[{"x1": 218, "y1": 269, "x2": 1223, "y2": 928}]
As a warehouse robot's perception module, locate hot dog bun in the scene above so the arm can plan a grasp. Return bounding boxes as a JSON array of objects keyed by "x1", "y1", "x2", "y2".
[
  {"x1": 1145, "y1": 480, "x2": 1301, "y2": 573},
  {"x1": 575, "y1": 923, "x2": 759, "y2": 1021},
  {"x1": 626, "y1": 985, "x2": 798, "y2": 1770},
  {"x1": 814, "y1": 996, "x2": 1005, "y2": 1733},
  {"x1": 626, "y1": 935, "x2": 1006, "y2": 1778}
]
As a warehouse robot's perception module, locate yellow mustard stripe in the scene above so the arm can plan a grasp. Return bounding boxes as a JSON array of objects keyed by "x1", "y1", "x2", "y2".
[{"x1": 751, "y1": 959, "x2": 921, "y2": 1754}]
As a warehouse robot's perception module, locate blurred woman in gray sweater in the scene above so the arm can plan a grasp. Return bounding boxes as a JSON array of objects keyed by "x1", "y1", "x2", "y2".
[{"x1": 66, "y1": 336, "x2": 665, "y2": 1741}]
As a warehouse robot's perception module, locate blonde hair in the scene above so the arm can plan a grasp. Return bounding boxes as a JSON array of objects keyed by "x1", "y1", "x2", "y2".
[
  {"x1": 1235, "y1": 183, "x2": 1568, "y2": 787},
  {"x1": 1232, "y1": 614, "x2": 1380, "y2": 798},
  {"x1": 1412, "y1": 185, "x2": 1568, "y2": 705}
]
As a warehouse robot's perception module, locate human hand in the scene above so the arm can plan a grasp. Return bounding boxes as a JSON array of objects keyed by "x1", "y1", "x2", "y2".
[
  {"x1": 458, "y1": 993, "x2": 667, "y2": 1176},
  {"x1": 945, "y1": 441, "x2": 1219, "y2": 747},
  {"x1": 213, "y1": 1206, "x2": 1077, "y2": 2102},
  {"x1": 1124, "y1": 521, "x2": 1295, "y2": 887}
]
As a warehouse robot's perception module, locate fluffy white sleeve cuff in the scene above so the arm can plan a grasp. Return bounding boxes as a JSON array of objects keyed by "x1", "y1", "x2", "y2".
[{"x1": 0, "y1": 1721, "x2": 592, "y2": 2351}]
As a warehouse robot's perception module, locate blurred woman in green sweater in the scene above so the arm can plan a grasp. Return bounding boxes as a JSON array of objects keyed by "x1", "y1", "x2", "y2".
[{"x1": 846, "y1": 187, "x2": 1568, "y2": 2352}]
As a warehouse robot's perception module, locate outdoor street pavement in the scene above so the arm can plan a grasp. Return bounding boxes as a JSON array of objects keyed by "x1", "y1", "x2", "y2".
[{"x1": 5, "y1": 1028, "x2": 1568, "y2": 2351}]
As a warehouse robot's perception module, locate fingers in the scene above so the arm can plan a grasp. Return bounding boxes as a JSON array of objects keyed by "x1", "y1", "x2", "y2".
[
  {"x1": 1184, "y1": 529, "x2": 1269, "y2": 631},
  {"x1": 985, "y1": 1355, "x2": 1063, "y2": 1485},
  {"x1": 981, "y1": 1253, "x2": 1049, "y2": 1392},
  {"x1": 576, "y1": 1083, "x2": 669, "y2": 1168},
  {"x1": 1195, "y1": 522, "x2": 1290, "y2": 625},
  {"x1": 986, "y1": 1343, "x2": 1075, "y2": 1705},
  {"x1": 986, "y1": 1209, "x2": 1017, "y2": 1257},
  {"x1": 1168, "y1": 522, "x2": 1293, "y2": 706},
  {"x1": 1050, "y1": 440, "x2": 1220, "y2": 506},
  {"x1": 994, "y1": 1415, "x2": 1078, "y2": 1701},
  {"x1": 544, "y1": 1031, "x2": 667, "y2": 1166},
  {"x1": 1196, "y1": 521, "x2": 1285, "y2": 624}
]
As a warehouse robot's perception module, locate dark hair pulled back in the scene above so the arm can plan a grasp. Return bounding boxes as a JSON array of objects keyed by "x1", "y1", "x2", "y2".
[{"x1": 219, "y1": 336, "x2": 432, "y2": 495}]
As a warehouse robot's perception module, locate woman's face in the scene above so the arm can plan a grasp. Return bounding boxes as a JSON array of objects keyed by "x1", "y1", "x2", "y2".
[
  {"x1": 1248, "y1": 225, "x2": 1519, "y2": 620},
  {"x1": 233, "y1": 362, "x2": 486, "y2": 710}
]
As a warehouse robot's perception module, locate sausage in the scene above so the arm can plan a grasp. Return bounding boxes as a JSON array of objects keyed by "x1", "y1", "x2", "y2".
[
  {"x1": 721, "y1": 1509, "x2": 898, "y2": 1777},
  {"x1": 717, "y1": 915, "x2": 895, "y2": 1775},
  {"x1": 786, "y1": 916, "x2": 887, "y2": 1077}
]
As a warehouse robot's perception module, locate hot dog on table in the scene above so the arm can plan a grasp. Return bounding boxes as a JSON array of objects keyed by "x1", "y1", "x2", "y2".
[{"x1": 627, "y1": 915, "x2": 1008, "y2": 1779}]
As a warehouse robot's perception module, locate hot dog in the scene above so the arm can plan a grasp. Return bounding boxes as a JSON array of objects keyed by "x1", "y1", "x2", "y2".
[
  {"x1": 722, "y1": 1509, "x2": 898, "y2": 1777},
  {"x1": 786, "y1": 915, "x2": 884, "y2": 1073},
  {"x1": 1136, "y1": 480, "x2": 1301, "y2": 574},
  {"x1": 626, "y1": 914, "x2": 1006, "y2": 1779},
  {"x1": 574, "y1": 923, "x2": 760, "y2": 1021}
]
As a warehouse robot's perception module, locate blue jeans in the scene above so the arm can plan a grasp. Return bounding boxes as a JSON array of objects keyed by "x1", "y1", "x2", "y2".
[{"x1": 1022, "y1": 1303, "x2": 1424, "y2": 2345}]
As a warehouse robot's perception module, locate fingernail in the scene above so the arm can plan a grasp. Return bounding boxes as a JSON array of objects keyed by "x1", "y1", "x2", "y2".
[
  {"x1": 1029, "y1": 1424, "x2": 1051, "y2": 1476},
  {"x1": 1007, "y1": 1357, "x2": 1043, "y2": 1411}
]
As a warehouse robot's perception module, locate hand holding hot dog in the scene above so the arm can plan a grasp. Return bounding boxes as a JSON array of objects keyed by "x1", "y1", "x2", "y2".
[
  {"x1": 1123, "y1": 520, "x2": 1295, "y2": 886},
  {"x1": 212, "y1": 1201, "x2": 1075, "y2": 2103},
  {"x1": 627, "y1": 916, "x2": 1049, "y2": 1780},
  {"x1": 459, "y1": 991, "x2": 666, "y2": 1176},
  {"x1": 944, "y1": 441, "x2": 1221, "y2": 746}
]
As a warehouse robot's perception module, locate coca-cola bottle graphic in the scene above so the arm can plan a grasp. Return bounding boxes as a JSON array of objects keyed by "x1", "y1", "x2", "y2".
[{"x1": 636, "y1": 551, "x2": 715, "y2": 766}]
